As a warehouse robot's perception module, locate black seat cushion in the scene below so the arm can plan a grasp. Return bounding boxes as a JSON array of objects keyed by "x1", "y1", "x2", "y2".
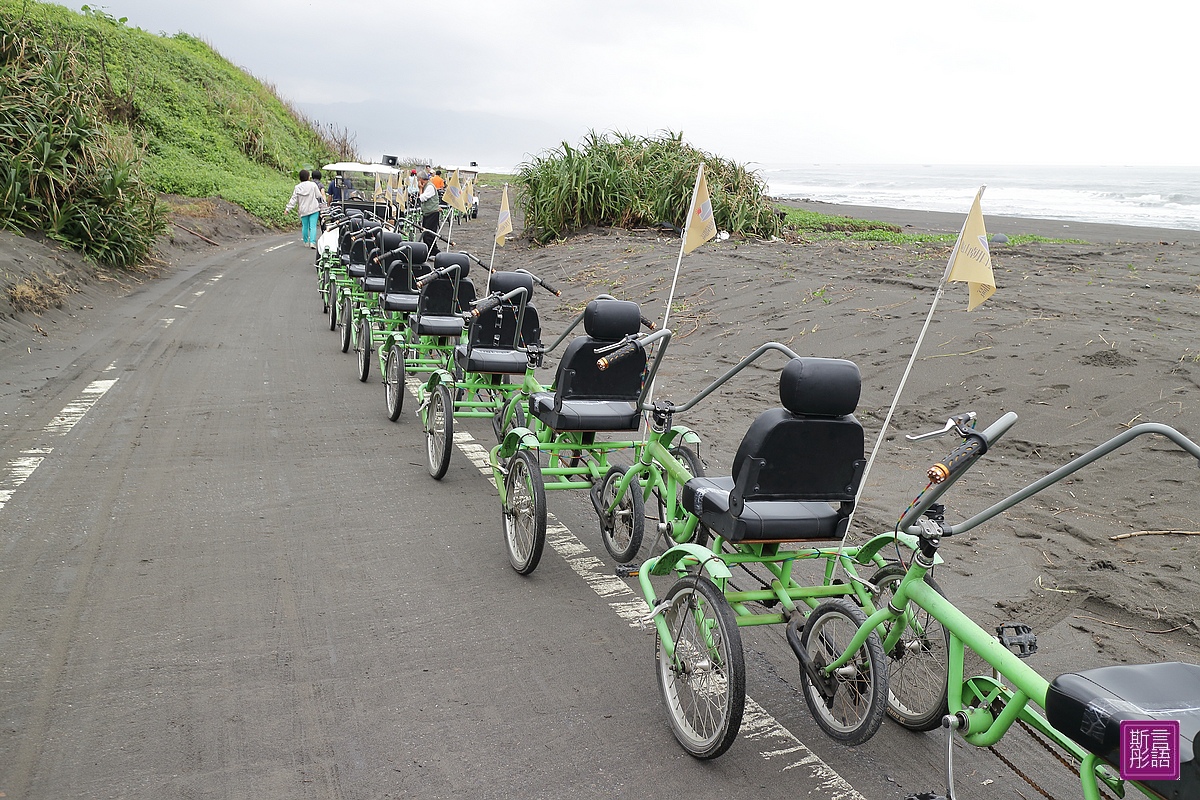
[
  {"x1": 347, "y1": 262, "x2": 366, "y2": 279},
  {"x1": 381, "y1": 293, "x2": 419, "y2": 313},
  {"x1": 1046, "y1": 662, "x2": 1200, "y2": 800},
  {"x1": 414, "y1": 314, "x2": 464, "y2": 338},
  {"x1": 362, "y1": 276, "x2": 386, "y2": 293},
  {"x1": 454, "y1": 345, "x2": 528, "y2": 375},
  {"x1": 528, "y1": 392, "x2": 640, "y2": 432},
  {"x1": 681, "y1": 477, "x2": 846, "y2": 541}
]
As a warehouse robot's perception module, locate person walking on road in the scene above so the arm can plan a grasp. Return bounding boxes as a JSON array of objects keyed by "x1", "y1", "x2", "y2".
[{"x1": 285, "y1": 168, "x2": 322, "y2": 249}]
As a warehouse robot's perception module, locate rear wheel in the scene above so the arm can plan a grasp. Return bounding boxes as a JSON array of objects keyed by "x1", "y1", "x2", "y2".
[
  {"x1": 385, "y1": 346, "x2": 405, "y2": 421},
  {"x1": 503, "y1": 450, "x2": 546, "y2": 574},
  {"x1": 869, "y1": 564, "x2": 951, "y2": 731},
  {"x1": 492, "y1": 399, "x2": 525, "y2": 444},
  {"x1": 340, "y1": 298, "x2": 353, "y2": 352},
  {"x1": 656, "y1": 445, "x2": 710, "y2": 546},
  {"x1": 425, "y1": 383, "x2": 453, "y2": 480},
  {"x1": 357, "y1": 318, "x2": 372, "y2": 382},
  {"x1": 562, "y1": 431, "x2": 595, "y2": 469},
  {"x1": 799, "y1": 598, "x2": 887, "y2": 745},
  {"x1": 656, "y1": 575, "x2": 745, "y2": 759},
  {"x1": 598, "y1": 465, "x2": 644, "y2": 563},
  {"x1": 328, "y1": 288, "x2": 338, "y2": 331}
]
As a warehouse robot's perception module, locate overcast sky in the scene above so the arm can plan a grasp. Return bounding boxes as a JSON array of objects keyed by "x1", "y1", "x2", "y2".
[{"x1": 101, "y1": 0, "x2": 1198, "y2": 171}]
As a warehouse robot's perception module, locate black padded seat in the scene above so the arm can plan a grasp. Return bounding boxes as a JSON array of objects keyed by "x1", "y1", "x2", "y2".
[
  {"x1": 381, "y1": 293, "x2": 419, "y2": 313},
  {"x1": 529, "y1": 393, "x2": 642, "y2": 432},
  {"x1": 681, "y1": 477, "x2": 846, "y2": 540},
  {"x1": 454, "y1": 271, "x2": 537, "y2": 375},
  {"x1": 1046, "y1": 662, "x2": 1200, "y2": 800},
  {"x1": 683, "y1": 357, "x2": 866, "y2": 544},
  {"x1": 530, "y1": 299, "x2": 646, "y2": 433},
  {"x1": 363, "y1": 276, "x2": 386, "y2": 293},
  {"x1": 377, "y1": 239, "x2": 428, "y2": 313},
  {"x1": 408, "y1": 249, "x2": 468, "y2": 337},
  {"x1": 414, "y1": 315, "x2": 465, "y2": 338},
  {"x1": 455, "y1": 347, "x2": 528, "y2": 375},
  {"x1": 347, "y1": 262, "x2": 366, "y2": 279}
]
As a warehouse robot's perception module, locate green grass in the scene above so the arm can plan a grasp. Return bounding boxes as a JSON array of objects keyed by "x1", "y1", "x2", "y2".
[
  {"x1": 779, "y1": 206, "x2": 1086, "y2": 245},
  {"x1": 1, "y1": 0, "x2": 342, "y2": 266}
]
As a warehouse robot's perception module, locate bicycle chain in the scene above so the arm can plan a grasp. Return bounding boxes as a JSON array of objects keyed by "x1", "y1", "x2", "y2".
[{"x1": 984, "y1": 716, "x2": 1118, "y2": 800}]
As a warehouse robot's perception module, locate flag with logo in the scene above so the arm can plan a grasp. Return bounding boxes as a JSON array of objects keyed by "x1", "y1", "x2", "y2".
[
  {"x1": 495, "y1": 184, "x2": 513, "y2": 246},
  {"x1": 682, "y1": 162, "x2": 717, "y2": 255},
  {"x1": 464, "y1": 179, "x2": 475, "y2": 214},
  {"x1": 443, "y1": 169, "x2": 467, "y2": 213},
  {"x1": 945, "y1": 187, "x2": 996, "y2": 311},
  {"x1": 372, "y1": 173, "x2": 384, "y2": 200}
]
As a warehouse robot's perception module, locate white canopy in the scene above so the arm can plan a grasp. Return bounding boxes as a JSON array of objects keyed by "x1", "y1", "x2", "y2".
[{"x1": 322, "y1": 161, "x2": 401, "y2": 175}]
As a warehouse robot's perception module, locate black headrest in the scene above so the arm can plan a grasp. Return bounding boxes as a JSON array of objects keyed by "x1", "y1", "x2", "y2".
[
  {"x1": 583, "y1": 299, "x2": 641, "y2": 340},
  {"x1": 403, "y1": 242, "x2": 429, "y2": 264},
  {"x1": 779, "y1": 358, "x2": 861, "y2": 417},
  {"x1": 379, "y1": 231, "x2": 406, "y2": 251},
  {"x1": 434, "y1": 252, "x2": 470, "y2": 278},
  {"x1": 487, "y1": 271, "x2": 535, "y2": 298}
]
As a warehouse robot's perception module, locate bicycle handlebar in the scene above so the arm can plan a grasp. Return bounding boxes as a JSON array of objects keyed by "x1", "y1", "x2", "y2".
[
  {"x1": 595, "y1": 328, "x2": 672, "y2": 371},
  {"x1": 415, "y1": 263, "x2": 460, "y2": 289}
]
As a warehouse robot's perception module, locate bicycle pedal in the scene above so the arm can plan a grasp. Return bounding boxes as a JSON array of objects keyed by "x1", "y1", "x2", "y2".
[
  {"x1": 996, "y1": 623, "x2": 1038, "y2": 658},
  {"x1": 614, "y1": 563, "x2": 640, "y2": 578}
]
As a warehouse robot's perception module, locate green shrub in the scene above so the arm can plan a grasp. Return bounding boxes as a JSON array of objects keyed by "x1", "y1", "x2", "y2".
[{"x1": 517, "y1": 130, "x2": 781, "y2": 245}]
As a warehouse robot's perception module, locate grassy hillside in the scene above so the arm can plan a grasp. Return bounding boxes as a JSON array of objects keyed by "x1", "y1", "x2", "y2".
[{"x1": 0, "y1": 1, "x2": 342, "y2": 267}]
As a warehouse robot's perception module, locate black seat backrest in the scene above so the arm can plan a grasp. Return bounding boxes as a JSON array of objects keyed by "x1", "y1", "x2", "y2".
[
  {"x1": 469, "y1": 271, "x2": 534, "y2": 351},
  {"x1": 338, "y1": 214, "x2": 366, "y2": 256},
  {"x1": 381, "y1": 238, "x2": 428, "y2": 295},
  {"x1": 554, "y1": 299, "x2": 645, "y2": 402},
  {"x1": 419, "y1": 253, "x2": 470, "y2": 317},
  {"x1": 732, "y1": 358, "x2": 865, "y2": 503}
]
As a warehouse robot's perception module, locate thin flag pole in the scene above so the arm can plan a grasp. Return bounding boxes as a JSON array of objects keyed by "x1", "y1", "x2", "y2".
[
  {"x1": 661, "y1": 162, "x2": 705, "y2": 334},
  {"x1": 840, "y1": 186, "x2": 987, "y2": 545},
  {"x1": 643, "y1": 162, "x2": 705, "y2": 418}
]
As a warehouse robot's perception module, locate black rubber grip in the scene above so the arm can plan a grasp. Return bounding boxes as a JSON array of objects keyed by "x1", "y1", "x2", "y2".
[
  {"x1": 537, "y1": 277, "x2": 560, "y2": 296},
  {"x1": 928, "y1": 434, "x2": 987, "y2": 483},
  {"x1": 640, "y1": 315, "x2": 657, "y2": 331},
  {"x1": 471, "y1": 295, "x2": 502, "y2": 317},
  {"x1": 597, "y1": 342, "x2": 637, "y2": 371}
]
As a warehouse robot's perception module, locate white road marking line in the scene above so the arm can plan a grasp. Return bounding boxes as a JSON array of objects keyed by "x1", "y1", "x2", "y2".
[
  {"x1": 440, "y1": 399, "x2": 865, "y2": 793},
  {"x1": 264, "y1": 242, "x2": 292, "y2": 253},
  {"x1": 161, "y1": 318, "x2": 175, "y2": 327},
  {"x1": 193, "y1": 290, "x2": 205, "y2": 297},
  {"x1": 0, "y1": 375, "x2": 119, "y2": 513}
]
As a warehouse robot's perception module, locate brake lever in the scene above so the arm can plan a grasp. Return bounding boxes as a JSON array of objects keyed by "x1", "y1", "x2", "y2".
[{"x1": 905, "y1": 412, "x2": 977, "y2": 442}]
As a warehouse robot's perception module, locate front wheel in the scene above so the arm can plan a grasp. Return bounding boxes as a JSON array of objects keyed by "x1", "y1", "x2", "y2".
[
  {"x1": 598, "y1": 465, "x2": 644, "y2": 563},
  {"x1": 328, "y1": 288, "x2": 338, "y2": 331},
  {"x1": 357, "y1": 318, "x2": 372, "y2": 382},
  {"x1": 385, "y1": 346, "x2": 406, "y2": 421},
  {"x1": 425, "y1": 383, "x2": 453, "y2": 480},
  {"x1": 656, "y1": 575, "x2": 745, "y2": 759},
  {"x1": 502, "y1": 450, "x2": 546, "y2": 574},
  {"x1": 869, "y1": 564, "x2": 951, "y2": 731},
  {"x1": 799, "y1": 598, "x2": 887, "y2": 745}
]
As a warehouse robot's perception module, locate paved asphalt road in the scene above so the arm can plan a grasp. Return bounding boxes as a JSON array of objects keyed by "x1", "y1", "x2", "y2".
[{"x1": 1, "y1": 234, "x2": 1088, "y2": 799}]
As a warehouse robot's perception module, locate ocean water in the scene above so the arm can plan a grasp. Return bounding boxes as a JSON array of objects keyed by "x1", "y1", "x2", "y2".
[{"x1": 763, "y1": 164, "x2": 1200, "y2": 232}]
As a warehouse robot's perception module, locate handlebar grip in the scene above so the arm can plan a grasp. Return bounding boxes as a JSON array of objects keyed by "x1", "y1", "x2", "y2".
[
  {"x1": 928, "y1": 433, "x2": 987, "y2": 483},
  {"x1": 640, "y1": 315, "x2": 657, "y2": 331},
  {"x1": 537, "y1": 277, "x2": 561, "y2": 297},
  {"x1": 597, "y1": 341, "x2": 638, "y2": 371},
  {"x1": 471, "y1": 295, "x2": 502, "y2": 317}
]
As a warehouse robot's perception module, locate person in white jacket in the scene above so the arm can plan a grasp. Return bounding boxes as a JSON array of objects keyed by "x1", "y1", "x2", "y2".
[{"x1": 284, "y1": 169, "x2": 322, "y2": 248}]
